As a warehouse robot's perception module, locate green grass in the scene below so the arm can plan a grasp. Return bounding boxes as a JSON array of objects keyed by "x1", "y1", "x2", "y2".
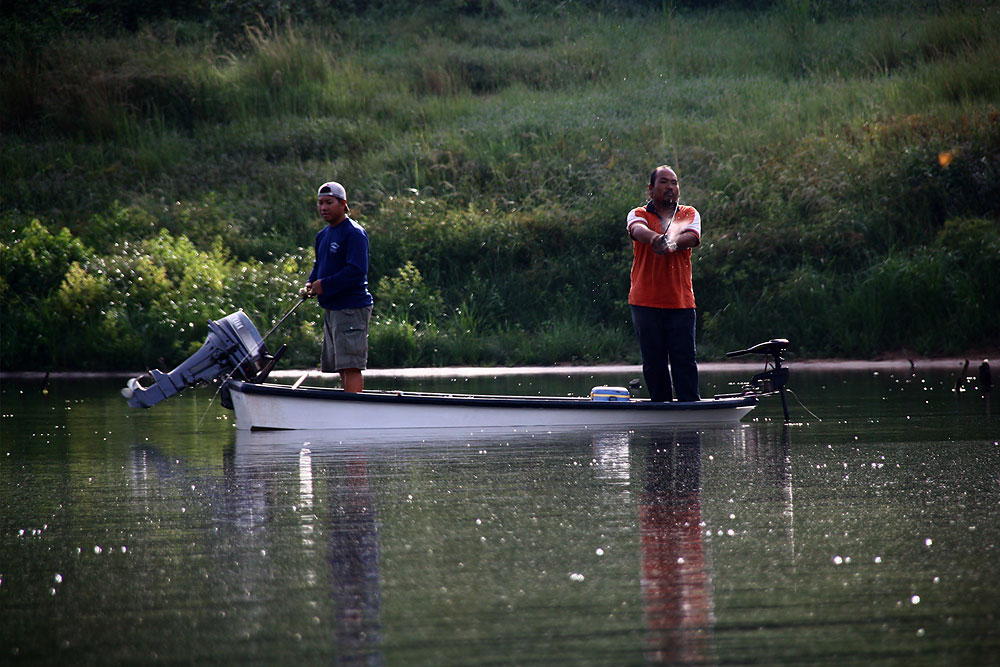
[{"x1": 2, "y1": 1, "x2": 999, "y2": 371}]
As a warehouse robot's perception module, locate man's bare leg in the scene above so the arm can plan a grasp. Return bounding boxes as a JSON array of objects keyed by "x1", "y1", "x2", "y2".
[{"x1": 340, "y1": 368, "x2": 363, "y2": 393}]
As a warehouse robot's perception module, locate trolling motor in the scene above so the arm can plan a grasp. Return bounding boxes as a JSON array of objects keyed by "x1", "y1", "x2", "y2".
[
  {"x1": 726, "y1": 338, "x2": 791, "y2": 422},
  {"x1": 122, "y1": 311, "x2": 284, "y2": 409}
]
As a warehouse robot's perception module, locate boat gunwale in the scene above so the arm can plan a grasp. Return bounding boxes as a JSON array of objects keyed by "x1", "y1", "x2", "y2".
[{"x1": 226, "y1": 380, "x2": 759, "y2": 411}]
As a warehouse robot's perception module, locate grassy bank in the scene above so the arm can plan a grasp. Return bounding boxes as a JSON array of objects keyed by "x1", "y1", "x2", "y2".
[{"x1": 2, "y1": 1, "x2": 999, "y2": 371}]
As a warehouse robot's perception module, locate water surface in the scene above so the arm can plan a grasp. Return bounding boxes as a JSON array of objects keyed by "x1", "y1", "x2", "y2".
[{"x1": 2, "y1": 367, "x2": 997, "y2": 664}]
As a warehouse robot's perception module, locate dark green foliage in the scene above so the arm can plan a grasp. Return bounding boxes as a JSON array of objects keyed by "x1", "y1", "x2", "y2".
[
  {"x1": 1, "y1": 216, "x2": 92, "y2": 368},
  {"x1": 2, "y1": 2, "x2": 998, "y2": 371},
  {"x1": 1, "y1": 216, "x2": 90, "y2": 299}
]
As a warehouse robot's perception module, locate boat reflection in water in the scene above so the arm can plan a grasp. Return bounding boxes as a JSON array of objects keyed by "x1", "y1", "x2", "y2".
[
  {"x1": 129, "y1": 423, "x2": 793, "y2": 663},
  {"x1": 130, "y1": 442, "x2": 384, "y2": 665}
]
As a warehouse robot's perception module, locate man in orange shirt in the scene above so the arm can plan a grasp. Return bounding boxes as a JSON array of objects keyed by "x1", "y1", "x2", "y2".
[{"x1": 626, "y1": 165, "x2": 702, "y2": 402}]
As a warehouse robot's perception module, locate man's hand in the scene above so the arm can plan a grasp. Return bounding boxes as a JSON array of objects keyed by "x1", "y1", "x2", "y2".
[
  {"x1": 651, "y1": 234, "x2": 665, "y2": 254},
  {"x1": 653, "y1": 233, "x2": 682, "y2": 254},
  {"x1": 652, "y1": 234, "x2": 677, "y2": 254},
  {"x1": 301, "y1": 281, "x2": 323, "y2": 297}
]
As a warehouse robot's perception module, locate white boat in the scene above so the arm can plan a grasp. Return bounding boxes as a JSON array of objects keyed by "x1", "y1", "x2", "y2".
[
  {"x1": 223, "y1": 379, "x2": 759, "y2": 431},
  {"x1": 123, "y1": 310, "x2": 791, "y2": 431}
]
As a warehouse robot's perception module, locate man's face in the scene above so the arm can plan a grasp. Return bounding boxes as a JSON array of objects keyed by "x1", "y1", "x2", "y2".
[
  {"x1": 318, "y1": 195, "x2": 348, "y2": 223},
  {"x1": 649, "y1": 168, "x2": 679, "y2": 206}
]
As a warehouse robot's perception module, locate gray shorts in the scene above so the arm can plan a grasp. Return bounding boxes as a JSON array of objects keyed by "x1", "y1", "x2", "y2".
[{"x1": 321, "y1": 305, "x2": 372, "y2": 373}]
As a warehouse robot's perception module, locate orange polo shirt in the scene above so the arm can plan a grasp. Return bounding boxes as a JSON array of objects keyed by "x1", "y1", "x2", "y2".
[{"x1": 626, "y1": 203, "x2": 702, "y2": 309}]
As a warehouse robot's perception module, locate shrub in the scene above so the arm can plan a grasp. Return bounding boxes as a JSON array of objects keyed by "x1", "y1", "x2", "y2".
[
  {"x1": 375, "y1": 261, "x2": 446, "y2": 327},
  {"x1": 2, "y1": 3, "x2": 999, "y2": 368},
  {"x1": 0, "y1": 217, "x2": 91, "y2": 300}
]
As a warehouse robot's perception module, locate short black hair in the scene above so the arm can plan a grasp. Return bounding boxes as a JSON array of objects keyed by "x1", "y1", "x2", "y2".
[{"x1": 649, "y1": 165, "x2": 675, "y2": 188}]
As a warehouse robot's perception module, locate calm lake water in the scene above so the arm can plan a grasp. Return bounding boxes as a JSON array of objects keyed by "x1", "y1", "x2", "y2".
[{"x1": 2, "y1": 366, "x2": 998, "y2": 665}]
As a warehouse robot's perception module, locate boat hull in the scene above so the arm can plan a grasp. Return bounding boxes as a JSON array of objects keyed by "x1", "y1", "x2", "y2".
[{"x1": 226, "y1": 380, "x2": 757, "y2": 431}]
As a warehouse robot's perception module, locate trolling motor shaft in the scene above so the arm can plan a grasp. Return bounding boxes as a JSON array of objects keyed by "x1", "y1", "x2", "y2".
[{"x1": 726, "y1": 338, "x2": 791, "y2": 422}]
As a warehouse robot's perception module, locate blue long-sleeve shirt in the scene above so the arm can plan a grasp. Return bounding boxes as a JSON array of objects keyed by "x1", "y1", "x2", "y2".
[{"x1": 307, "y1": 217, "x2": 374, "y2": 311}]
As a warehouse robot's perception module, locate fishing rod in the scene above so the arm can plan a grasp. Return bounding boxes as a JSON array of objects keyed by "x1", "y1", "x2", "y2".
[{"x1": 262, "y1": 292, "x2": 310, "y2": 341}]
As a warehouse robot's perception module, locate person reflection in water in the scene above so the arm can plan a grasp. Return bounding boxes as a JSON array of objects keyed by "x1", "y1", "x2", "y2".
[
  {"x1": 325, "y1": 457, "x2": 383, "y2": 664},
  {"x1": 636, "y1": 430, "x2": 714, "y2": 663}
]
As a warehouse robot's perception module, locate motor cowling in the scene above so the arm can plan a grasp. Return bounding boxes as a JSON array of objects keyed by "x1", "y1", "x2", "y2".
[{"x1": 123, "y1": 311, "x2": 268, "y2": 409}]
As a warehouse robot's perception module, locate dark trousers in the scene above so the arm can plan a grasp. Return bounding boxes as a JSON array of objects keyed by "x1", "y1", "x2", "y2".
[{"x1": 631, "y1": 305, "x2": 700, "y2": 402}]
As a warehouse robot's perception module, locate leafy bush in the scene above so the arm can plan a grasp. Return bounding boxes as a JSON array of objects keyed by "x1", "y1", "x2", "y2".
[
  {"x1": 0, "y1": 217, "x2": 90, "y2": 300},
  {"x1": 375, "y1": 261, "x2": 446, "y2": 326},
  {"x1": 2, "y1": 2, "x2": 999, "y2": 370},
  {"x1": 0, "y1": 216, "x2": 93, "y2": 368}
]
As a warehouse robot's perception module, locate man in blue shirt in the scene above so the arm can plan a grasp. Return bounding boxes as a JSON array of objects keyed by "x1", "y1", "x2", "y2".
[{"x1": 304, "y1": 181, "x2": 374, "y2": 392}]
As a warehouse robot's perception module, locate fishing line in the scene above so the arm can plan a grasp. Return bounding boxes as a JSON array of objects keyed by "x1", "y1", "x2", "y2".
[
  {"x1": 786, "y1": 387, "x2": 822, "y2": 422},
  {"x1": 196, "y1": 294, "x2": 310, "y2": 430}
]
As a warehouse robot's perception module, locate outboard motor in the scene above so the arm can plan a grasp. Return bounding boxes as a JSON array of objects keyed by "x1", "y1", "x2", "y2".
[{"x1": 123, "y1": 311, "x2": 273, "y2": 409}]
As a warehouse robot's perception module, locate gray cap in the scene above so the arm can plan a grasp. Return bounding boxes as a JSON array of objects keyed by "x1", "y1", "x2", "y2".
[{"x1": 317, "y1": 181, "x2": 346, "y2": 200}]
